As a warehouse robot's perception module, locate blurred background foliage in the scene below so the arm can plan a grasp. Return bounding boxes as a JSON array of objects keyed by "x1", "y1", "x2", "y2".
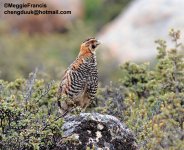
[
  {"x1": 84, "y1": 0, "x2": 130, "y2": 31},
  {"x1": 0, "y1": 0, "x2": 132, "y2": 84}
]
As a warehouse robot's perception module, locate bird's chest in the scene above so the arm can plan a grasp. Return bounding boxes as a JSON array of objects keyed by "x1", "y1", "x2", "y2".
[
  {"x1": 88, "y1": 63, "x2": 98, "y2": 81},
  {"x1": 72, "y1": 83, "x2": 89, "y2": 107}
]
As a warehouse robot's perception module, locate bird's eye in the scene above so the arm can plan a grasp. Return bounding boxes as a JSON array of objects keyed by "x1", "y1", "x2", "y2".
[{"x1": 92, "y1": 45, "x2": 96, "y2": 49}]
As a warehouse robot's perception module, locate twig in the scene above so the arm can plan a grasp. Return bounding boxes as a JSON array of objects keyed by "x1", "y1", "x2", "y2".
[
  {"x1": 36, "y1": 80, "x2": 55, "y2": 102},
  {"x1": 24, "y1": 68, "x2": 38, "y2": 111},
  {"x1": 41, "y1": 108, "x2": 73, "y2": 131}
]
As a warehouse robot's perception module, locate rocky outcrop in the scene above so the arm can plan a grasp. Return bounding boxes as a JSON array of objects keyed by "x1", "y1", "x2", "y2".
[
  {"x1": 98, "y1": 0, "x2": 184, "y2": 62},
  {"x1": 59, "y1": 113, "x2": 137, "y2": 150}
]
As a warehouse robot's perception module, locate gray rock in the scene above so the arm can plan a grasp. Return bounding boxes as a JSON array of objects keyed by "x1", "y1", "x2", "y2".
[
  {"x1": 98, "y1": 0, "x2": 184, "y2": 63},
  {"x1": 59, "y1": 113, "x2": 137, "y2": 150}
]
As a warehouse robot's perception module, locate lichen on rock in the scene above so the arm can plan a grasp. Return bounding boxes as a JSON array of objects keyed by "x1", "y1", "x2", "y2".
[{"x1": 60, "y1": 113, "x2": 137, "y2": 150}]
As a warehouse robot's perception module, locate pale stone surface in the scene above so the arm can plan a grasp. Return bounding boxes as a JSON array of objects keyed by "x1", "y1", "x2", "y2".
[
  {"x1": 60, "y1": 113, "x2": 137, "y2": 150},
  {"x1": 98, "y1": 0, "x2": 184, "y2": 63}
]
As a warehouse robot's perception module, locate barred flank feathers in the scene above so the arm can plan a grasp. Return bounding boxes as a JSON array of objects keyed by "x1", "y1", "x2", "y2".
[{"x1": 57, "y1": 38, "x2": 99, "y2": 115}]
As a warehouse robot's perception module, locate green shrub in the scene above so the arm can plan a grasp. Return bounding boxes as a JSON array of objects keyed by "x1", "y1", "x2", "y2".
[
  {"x1": 94, "y1": 29, "x2": 184, "y2": 149},
  {"x1": 0, "y1": 70, "x2": 64, "y2": 149}
]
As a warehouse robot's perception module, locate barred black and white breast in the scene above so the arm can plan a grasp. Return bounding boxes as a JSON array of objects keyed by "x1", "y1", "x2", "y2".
[{"x1": 57, "y1": 38, "x2": 100, "y2": 115}]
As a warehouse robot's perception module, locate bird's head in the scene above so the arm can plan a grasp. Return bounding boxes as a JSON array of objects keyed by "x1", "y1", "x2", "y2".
[{"x1": 80, "y1": 38, "x2": 100, "y2": 54}]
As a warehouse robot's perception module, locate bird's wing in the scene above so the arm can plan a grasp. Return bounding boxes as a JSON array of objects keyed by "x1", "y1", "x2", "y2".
[
  {"x1": 58, "y1": 60, "x2": 87, "y2": 99},
  {"x1": 86, "y1": 72, "x2": 98, "y2": 100}
]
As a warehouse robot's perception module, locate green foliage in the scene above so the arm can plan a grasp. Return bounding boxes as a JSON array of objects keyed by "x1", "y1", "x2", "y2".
[
  {"x1": 94, "y1": 83, "x2": 125, "y2": 120},
  {"x1": 84, "y1": 0, "x2": 131, "y2": 30},
  {"x1": 0, "y1": 32, "x2": 85, "y2": 81},
  {"x1": 0, "y1": 71, "x2": 63, "y2": 149},
  {"x1": 94, "y1": 29, "x2": 184, "y2": 149}
]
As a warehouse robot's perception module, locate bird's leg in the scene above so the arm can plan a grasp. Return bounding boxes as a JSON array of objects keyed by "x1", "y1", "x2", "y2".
[
  {"x1": 66, "y1": 98, "x2": 75, "y2": 106},
  {"x1": 81, "y1": 102, "x2": 91, "y2": 113},
  {"x1": 70, "y1": 106, "x2": 82, "y2": 115},
  {"x1": 65, "y1": 99, "x2": 81, "y2": 115}
]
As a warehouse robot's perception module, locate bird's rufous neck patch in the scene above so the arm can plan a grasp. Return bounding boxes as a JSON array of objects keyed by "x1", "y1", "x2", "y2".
[
  {"x1": 78, "y1": 45, "x2": 93, "y2": 58},
  {"x1": 70, "y1": 46, "x2": 93, "y2": 70}
]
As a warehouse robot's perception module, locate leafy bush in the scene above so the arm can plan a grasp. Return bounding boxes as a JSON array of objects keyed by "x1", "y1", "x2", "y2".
[
  {"x1": 94, "y1": 29, "x2": 184, "y2": 149},
  {"x1": 0, "y1": 70, "x2": 64, "y2": 149}
]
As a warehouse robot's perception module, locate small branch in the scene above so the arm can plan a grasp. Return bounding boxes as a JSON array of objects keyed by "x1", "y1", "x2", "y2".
[
  {"x1": 0, "y1": 83, "x2": 4, "y2": 94},
  {"x1": 36, "y1": 80, "x2": 55, "y2": 102},
  {"x1": 41, "y1": 110, "x2": 69, "y2": 131},
  {"x1": 173, "y1": 59, "x2": 179, "y2": 96},
  {"x1": 24, "y1": 68, "x2": 38, "y2": 111}
]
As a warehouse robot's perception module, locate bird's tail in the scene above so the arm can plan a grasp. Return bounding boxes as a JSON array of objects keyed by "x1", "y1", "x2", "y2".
[
  {"x1": 57, "y1": 96, "x2": 69, "y2": 116},
  {"x1": 57, "y1": 100, "x2": 63, "y2": 113}
]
